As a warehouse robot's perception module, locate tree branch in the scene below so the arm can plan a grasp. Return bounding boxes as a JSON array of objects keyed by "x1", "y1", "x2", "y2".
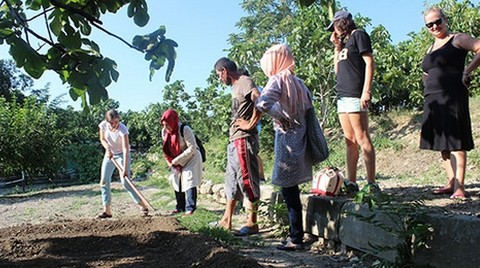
[
  {"x1": 42, "y1": 6, "x2": 54, "y2": 43},
  {"x1": 91, "y1": 21, "x2": 144, "y2": 52},
  {"x1": 26, "y1": 7, "x2": 54, "y2": 22}
]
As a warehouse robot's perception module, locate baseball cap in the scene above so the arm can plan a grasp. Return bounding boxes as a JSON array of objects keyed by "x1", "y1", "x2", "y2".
[{"x1": 326, "y1": 10, "x2": 352, "y2": 31}]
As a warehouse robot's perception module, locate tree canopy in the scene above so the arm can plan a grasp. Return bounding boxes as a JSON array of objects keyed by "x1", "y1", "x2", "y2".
[{"x1": 0, "y1": 0, "x2": 177, "y2": 109}]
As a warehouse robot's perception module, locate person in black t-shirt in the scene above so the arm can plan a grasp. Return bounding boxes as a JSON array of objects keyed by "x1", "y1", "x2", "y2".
[{"x1": 327, "y1": 10, "x2": 378, "y2": 194}]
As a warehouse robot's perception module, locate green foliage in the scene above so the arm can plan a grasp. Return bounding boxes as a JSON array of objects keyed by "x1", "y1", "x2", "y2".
[
  {"x1": 177, "y1": 208, "x2": 241, "y2": 245},
  {"x1": 63, "y1": 142, "x2": 102, "y2": 183},
  {"x1": 0, "y1": 96, "x2": 65, "y2": 177},
  {"x1": 0, "y1": 0, "x2": 177, "y2": 108},
  {"x1": 227, "y1": 0, "x2": 480, "y2": 123},
  {"x1": 353, "y1": 185, "x2": 434, "y2": 266},
  {"x1": 0, "y1": 59, "x2": 33, "y2": 103},
  {"x1": 132, "y1": 26, "x2": 177, "y2": 82}
]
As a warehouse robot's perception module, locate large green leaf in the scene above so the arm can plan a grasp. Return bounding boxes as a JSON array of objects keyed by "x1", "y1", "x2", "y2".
[{"x1": 134, "y1": 9, "x2": 150, "y2": 27}]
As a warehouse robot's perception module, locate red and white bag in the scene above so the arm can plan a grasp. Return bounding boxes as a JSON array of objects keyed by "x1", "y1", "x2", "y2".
[{"x1": 311, "y1": 167, "x2": 345, "y2": 196}]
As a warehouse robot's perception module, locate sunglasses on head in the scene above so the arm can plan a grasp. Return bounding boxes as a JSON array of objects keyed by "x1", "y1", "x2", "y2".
[{"x1": 425, "y1": 18, "x2": 442, "y2": 29}]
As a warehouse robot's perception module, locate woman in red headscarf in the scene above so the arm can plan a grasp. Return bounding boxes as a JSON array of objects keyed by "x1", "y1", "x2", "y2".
[{"x1": 161, "y1": 109, "x2": 203, "y2": 215}]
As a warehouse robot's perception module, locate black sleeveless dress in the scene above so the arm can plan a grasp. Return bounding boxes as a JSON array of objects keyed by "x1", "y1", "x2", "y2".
[{"x1": 420, "y1": 36, "x2": 474, "y2": 151}]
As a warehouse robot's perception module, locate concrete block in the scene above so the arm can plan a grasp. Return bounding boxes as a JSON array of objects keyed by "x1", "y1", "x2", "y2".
[
  {"x1": 339, "y1": 202, "x2": 403, "y2": 262},
  {"x1": 304, "y1": 195, "x2": 348, "y2": 240},
  {"x1": 414, "y1": 213, "x2": 480, "y2": 268}
]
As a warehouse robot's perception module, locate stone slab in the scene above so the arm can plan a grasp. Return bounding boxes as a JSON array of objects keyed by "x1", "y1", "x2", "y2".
[
  {"x1": 339, "y1": 202, "x2": 403, "y2": 262},
  {"x1": 304, "y1": 195, "x2": 347, "y2": 240},
  {"x1": 414, "y1": 213, "x2": 480, "y2": 268}
]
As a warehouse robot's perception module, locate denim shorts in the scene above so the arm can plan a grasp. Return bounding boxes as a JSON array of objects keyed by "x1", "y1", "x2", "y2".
[{"x1": 337, "y1": 97, "x2": 368, "y2": 113}]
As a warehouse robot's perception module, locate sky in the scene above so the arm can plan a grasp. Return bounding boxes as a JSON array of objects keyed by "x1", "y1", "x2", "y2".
[{"x1": 0, "y1": 0, "x2": 476, "y2": 111}]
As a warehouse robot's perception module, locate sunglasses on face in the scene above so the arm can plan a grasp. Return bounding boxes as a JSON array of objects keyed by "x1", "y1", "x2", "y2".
[{"x1": 425, "y1": 18, "x2": 442, "y2": 29}]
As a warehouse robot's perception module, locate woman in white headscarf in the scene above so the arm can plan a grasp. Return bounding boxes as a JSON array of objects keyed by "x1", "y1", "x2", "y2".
[{"x1": 256, "y1": 44, "x2": 313, "y2": 251}]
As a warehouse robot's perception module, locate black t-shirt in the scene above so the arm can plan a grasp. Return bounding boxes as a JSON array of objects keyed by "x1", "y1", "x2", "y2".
[{"x1": 336, "y1": 30, "x2": 372, "y2": 98}]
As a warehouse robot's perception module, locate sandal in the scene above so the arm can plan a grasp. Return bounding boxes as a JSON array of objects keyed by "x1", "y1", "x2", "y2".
[
  {"x1": 97, "y1": 212, "x2": 112, "y2": 219},
  {"x1": 276, "y1": 240, "x2": 305, "y2": 251},
  {"x1": 450, "y1": 193, "x2": 469, "y2": 200},
  {"x1": 234, "y1": 225, "x2": 259, "y2": 236}
]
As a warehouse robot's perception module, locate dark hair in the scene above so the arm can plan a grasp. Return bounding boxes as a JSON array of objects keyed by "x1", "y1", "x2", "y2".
[
  {"x1": 334, "y1": 17, "x2": 357, "y2": 41},
  {"x1": 239, "y1": 67, "x2": 250, "y2": 76},
  {"x1": 214, "y1": 57, "x2": 237, "y2": 72},
  {"x1": 105, "y1": 109, "x2": 119, "y2": 121}
]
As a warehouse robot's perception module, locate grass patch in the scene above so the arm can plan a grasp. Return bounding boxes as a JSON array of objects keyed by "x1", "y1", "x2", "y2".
[
  {"x1": 372, "y1": 135, "x2": 403, "y2": 151},
  {"x1": 69, "y1": 197, "x2": 89, "y2": 210},
  {"x1": 177, "y1": 208, "x2": 241, "y2": 245}
]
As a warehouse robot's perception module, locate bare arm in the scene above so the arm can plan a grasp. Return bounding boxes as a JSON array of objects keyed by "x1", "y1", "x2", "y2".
[
  {"x1": 454, "y1": 33, "x2": 480, "y2": 87},
  {"x1": 122, "y1": 134, "x2": 130, "y2": 178},
  {"x1": 361, "y1": 52, "x2": 374, "y2": 109},
  {"x1": 330, "y1": 32, "x2": 343, "y2": 74},
  {"x1": 99, "y1": 128, "x2": 113, "y2": 159}
]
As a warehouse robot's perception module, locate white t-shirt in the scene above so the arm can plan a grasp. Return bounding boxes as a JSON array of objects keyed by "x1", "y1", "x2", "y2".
[{"x1": 99, "y1": 120, "x2": 129, "y2": 154}]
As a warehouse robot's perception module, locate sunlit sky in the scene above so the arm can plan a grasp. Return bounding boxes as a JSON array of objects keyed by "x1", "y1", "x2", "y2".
[{"x1": 1, "y1": 0, "x2": 477, "y2": 111}]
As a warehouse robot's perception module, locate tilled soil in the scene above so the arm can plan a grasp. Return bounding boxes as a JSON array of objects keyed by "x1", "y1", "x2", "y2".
[
  {"x1": 0, "y1": 216, "x2": 262, "y2": 268},
  {"x1": 0, "y1": 183, "x2": 361, "y2": 268}
]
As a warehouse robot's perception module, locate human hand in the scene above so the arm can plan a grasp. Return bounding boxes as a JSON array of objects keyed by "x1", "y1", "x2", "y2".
[
  {"x1": 174, "y1": 166, "x2": 182, "y2": 175},
  {"x1": 330, "y1": 32, "x2": 342, "y2": 50},
  {"x1": 278, "y1": 117, "x2": 294, "y2": 130},
  {"x1": 360, "y1": 92, "x2": 371, "y2": 110},
  {"x1": 463, "y1": 72, "x2": 472, "y2": 87},
  {"x1": 107, "y1": 149, "x2": 113, "y2": 159},
  {"x1": 234, "y1": 118, "x2": 250, "y2": 130}
]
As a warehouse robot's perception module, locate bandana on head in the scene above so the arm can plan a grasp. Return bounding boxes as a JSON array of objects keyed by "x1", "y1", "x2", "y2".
[{"x1": 161, "y1": 109, "x2": 181, "y2": 164}]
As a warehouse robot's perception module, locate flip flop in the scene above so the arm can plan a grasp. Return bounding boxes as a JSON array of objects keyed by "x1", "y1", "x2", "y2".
[
  {"x1": 276, "y1": 240, "x2": 305, "y2": 251},
  {"x1": 97, "y1": 212, "x2": 112, "y2": 219},
  {"x1": 450, "y1": 193, "x2": 469, "y2": 200},
  {"x1": 234, "y1": 225, "x2": 259, "y2": 236}
]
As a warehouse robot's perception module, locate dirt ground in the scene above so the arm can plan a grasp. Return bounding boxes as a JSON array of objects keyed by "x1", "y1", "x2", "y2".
[
  {"x1": 1, "y1": 175, "x2": 478, "y2": 268},
  {"x1": 1, "y1": 104, "x2": 480, "y2": 267},
  {"x1": 0, "y1": 183, "x2": 372, "y2": 268},
  {"x1": 0, "y1": 216, "x2": 261, "y2": 268}
]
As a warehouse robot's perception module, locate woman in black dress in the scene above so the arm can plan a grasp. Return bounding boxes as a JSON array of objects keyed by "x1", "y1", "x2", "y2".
[{"x1": 421, "y1": 7, "x2": 480, "y2": 199}]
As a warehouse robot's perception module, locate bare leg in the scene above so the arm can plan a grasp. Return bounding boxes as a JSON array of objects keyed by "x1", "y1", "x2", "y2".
[
  {"x1": 104, "y1": 204, "x2": 112, "y2": 215},
  {"x1": 349, "y1": 112, "x2": 376, "y2": 183},
  {"x1": 218, "y1": 199, "x2": 237, "y2": 230},
  {"x1": 440, "y1": 151, "x2": 455, "y2": 190},
  {"x1": 450, "y1": 151, "x2": 467, "y2": 196},
  {"x1": 245, "y1": 199, "x2": 258, "y2": 228},
  {"x1": 339, "y1": 113, "x2": 359, "y2": 182}
]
